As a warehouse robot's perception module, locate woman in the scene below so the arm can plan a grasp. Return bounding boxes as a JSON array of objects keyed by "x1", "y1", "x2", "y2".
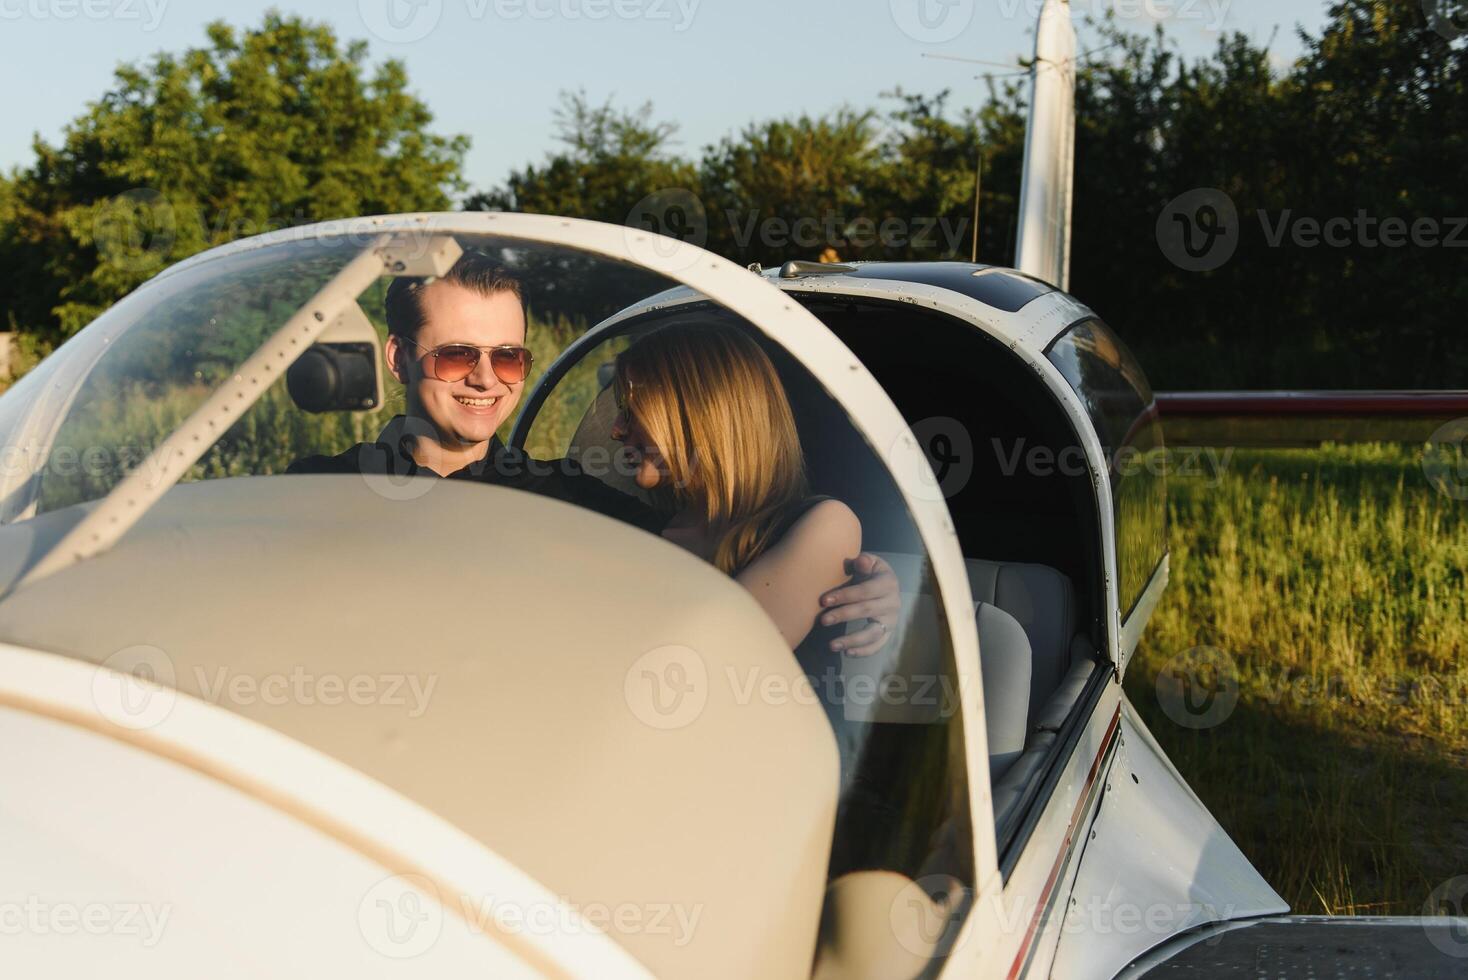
[{"x1": 609, "y1": 322, "x2": 864, "y2": 652}]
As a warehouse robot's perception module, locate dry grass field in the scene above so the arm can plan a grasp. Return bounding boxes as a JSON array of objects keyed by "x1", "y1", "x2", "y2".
[{"x1": 1125, "y1": 443, "x2": 1468, "y2": 916}]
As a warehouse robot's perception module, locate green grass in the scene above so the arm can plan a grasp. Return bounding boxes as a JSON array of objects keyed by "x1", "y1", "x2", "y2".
[{"x1": 1124, "y1": 444, "x2": 1468, "y2": 916}]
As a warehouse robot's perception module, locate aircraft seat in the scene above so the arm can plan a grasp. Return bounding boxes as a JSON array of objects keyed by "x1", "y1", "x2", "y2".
[
  {"x1": 963, "y1": 558, "x2": 1079, "y2": 726},
  {"x1": 974, "y1": 601, "x2": 1031, "y2": 783}
]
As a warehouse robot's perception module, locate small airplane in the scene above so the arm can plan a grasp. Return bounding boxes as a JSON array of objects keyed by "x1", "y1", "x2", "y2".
[{"x1": 0, "y1": 2, "x2": 1461, "y2": 978}]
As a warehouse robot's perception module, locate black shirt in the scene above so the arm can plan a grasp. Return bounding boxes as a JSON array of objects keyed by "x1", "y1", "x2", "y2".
[{"x1": 286, "y1": 421, "x2": 666, "y2": 534}]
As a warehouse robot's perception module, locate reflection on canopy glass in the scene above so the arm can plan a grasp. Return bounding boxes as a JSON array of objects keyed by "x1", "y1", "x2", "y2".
[
  {"x1": 0, "y1": 236, "x2": 672, "y2": 517},
  {"x1": 0, "y1": 229, "x2": 975, "y2": 973}
]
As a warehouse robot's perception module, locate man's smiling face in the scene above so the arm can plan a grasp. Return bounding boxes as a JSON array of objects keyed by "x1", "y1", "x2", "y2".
[{"x1": 385, "y1": 280, "x2": 528, "y2": 456}]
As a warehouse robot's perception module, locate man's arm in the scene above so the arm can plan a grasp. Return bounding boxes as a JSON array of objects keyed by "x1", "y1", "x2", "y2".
[{"x1": 818, "y1": 553, "x2": 902, "y2": 657}]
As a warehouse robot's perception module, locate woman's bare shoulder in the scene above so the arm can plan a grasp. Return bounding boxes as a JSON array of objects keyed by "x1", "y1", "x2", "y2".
[{"x1": 782, "y1": 498, "x2": 861, "y2": 553}]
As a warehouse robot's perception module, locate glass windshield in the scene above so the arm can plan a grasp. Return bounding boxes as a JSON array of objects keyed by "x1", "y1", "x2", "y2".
[
  {"x1": 0, "y1": 239, "x2": 362, "y2": 520},
  {"x1": 0, "y1": 234, "x2": 671, "y2": 521},
  {"x1": 1047, "y1": 318, "x2": 1166, "y2": 617},
  {"x1": 0, "y1": 228, "x2": 976, "y2": 969}
]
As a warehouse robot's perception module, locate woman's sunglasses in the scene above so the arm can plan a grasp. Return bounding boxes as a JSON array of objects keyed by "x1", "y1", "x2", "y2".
[{"x1": 402, "y1": 339, "x2": 534, "y2": 385}]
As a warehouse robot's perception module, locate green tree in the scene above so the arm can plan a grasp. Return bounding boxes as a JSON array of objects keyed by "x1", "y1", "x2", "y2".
[
  {"x1": 0, "y1": 171, "x2": 14, "y2": 331},
  {"x1": 463, "y1": 91, "x2": 690, "y2": 322},
  {"x1": 475, "y1": 2, "x2": 1464, "y2": 389},
  {"x1": 1279, "y1": 0, "x2": 1467, "y2": 386},
  {"x1": 870, "y1": 87, "x2": 1027, "y2": 264},
  {"x1": 1066, "y1": 1, "x2": 1465, "y2": 388},
  {"x1": 1069, "y1": 24, "x2": 1298, "y2": 385},
  {"x1": 698, "y1": 108, "x2": 880, "y2": 264},
  {"x1": 0, "y1": 12, "x2": 467, "y2": 345},
  {"x1": 466, "y1": 90, "x2": 696, "y2": 221}
]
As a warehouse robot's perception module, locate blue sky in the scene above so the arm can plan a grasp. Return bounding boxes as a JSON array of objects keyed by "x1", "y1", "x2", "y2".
[{"x1": 0, "y1": 0, "x2": 1331, "y2": 198}]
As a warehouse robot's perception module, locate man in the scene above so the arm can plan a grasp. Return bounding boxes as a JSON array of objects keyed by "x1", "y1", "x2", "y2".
[{"x1": 290, "y1": 252, "x2": 897, "y2": 655}]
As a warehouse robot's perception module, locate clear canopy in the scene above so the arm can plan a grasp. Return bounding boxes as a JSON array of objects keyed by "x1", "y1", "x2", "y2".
[{"x1": 0, "y1": 224, "x2": 979, "y2": 972}]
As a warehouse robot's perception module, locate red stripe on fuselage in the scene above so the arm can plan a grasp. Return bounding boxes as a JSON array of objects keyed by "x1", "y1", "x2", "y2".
[{"x1": 1004, "y1": 705, "x2": 1122, "y2": 980}]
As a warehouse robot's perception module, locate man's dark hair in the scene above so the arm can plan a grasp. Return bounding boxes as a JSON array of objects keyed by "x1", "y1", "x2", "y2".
[{"x1": 385, "y1": 251, "x2": 525, "y2": 340}]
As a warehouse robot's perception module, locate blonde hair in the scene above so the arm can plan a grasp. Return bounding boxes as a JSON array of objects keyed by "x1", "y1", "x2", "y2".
[{"x1": 615, "y1": 323, "x2": 810, "y2": 576}]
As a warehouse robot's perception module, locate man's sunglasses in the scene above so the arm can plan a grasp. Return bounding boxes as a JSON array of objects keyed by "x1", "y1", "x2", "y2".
[{"x1": 401, "y1": 338, "x2": 534, "y2": 385}]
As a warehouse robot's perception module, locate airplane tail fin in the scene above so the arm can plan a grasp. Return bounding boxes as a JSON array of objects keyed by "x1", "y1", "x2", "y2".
[{"x1": 1015, "y1": 0, "x2": 1077, "y2": 291}]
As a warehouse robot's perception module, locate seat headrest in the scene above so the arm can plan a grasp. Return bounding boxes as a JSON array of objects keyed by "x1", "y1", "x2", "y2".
[{"x1": 859, "y1": 553, "x2": 1033, "y2": 783}]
